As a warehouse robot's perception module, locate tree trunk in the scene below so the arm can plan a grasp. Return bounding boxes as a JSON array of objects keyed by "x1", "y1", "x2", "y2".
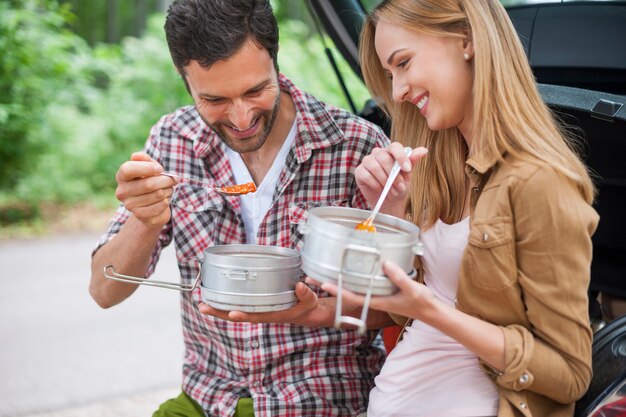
[
  {"x1": 134, "y1": 0, "x2": 147, "y2": 37},
  {"x1": 106, "y1": 0, "x2": 119, "y2": 43},
  {"x1": 158, "y1": 0, "x2": 172, "y2": 13}
]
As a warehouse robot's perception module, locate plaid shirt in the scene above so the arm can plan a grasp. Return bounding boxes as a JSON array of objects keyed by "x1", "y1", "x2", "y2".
[{"x1": 95, "y1": 75, "x2": 389, "y2": 417}]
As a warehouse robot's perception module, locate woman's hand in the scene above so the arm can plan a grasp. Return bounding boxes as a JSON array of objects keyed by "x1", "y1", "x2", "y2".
[
  {"x1": 318, "y1": 260, "x2": 437, "y2": 321},
  {"x1": 355, "y1": 143, "x2": 428, "y2": 218}
]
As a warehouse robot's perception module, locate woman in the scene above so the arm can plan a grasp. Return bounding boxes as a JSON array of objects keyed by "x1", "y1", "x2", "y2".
[{"x1": 318, "y1": 0, "x2": 599, "y2": 416}]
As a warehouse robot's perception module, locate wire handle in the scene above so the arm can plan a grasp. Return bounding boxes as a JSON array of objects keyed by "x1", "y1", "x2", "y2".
[{"x1": 103, "y1": 264, "x2": 201, "y2": 292}]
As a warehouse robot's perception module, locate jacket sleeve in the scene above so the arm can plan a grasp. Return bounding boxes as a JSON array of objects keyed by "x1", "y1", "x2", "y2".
[{"x1": 493, "y1": 165, "x2": 598, "y2": 403}]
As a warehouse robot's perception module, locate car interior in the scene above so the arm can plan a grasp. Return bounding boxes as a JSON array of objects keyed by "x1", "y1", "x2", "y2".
[{"x1": 304, "y1": 0, "x2": 626, "y2": 415}]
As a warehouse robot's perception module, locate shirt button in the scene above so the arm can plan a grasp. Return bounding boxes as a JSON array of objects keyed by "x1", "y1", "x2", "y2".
[
  {"x1": 519, "y1": 402, "x2": 527, "y2": 409},
  {"x1": 482, "y1": 233, "x2": 489, "y2": 241},
  {"x1": 250, "y1": 340, "x2": 260, "y2": 348},
  {"x1": 519, "y1": 373, "x2": 529, "y2": 384}
]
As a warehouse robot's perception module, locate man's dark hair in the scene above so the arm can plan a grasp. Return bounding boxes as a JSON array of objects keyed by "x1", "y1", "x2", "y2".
[{"x1": 164, "y1": 0, "x2": 279, "y2": 75}]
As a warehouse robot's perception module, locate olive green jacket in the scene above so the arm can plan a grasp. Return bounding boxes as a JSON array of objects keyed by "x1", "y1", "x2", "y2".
[{"x1": 393, "y1": 154, "x2": 599, "y2": 417}]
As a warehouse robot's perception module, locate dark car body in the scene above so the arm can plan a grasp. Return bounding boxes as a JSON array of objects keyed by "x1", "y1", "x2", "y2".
[{"x1": 303, "y1": 1, "x2": 626, "y2": 415}]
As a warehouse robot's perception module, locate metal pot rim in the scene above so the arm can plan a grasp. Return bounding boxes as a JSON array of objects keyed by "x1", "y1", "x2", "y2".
[
  {"x1": 202, "y1": 244, "x2": 301, "y2": 268},
  {"x1": 306, "y1": 206, "x2": 420, "y2": 240}
]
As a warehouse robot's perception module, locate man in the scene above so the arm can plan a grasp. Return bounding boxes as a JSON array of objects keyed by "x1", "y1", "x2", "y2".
[{"x1": 90, "y1": 0, "x2": 390, "y2": 416}]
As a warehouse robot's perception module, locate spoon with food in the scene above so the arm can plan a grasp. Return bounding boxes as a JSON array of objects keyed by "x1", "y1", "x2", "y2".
[
  {"x1": 355, "y1": 147, "x2": 413, "y2": 233},
  {"x1": 161, "y1": 172, "x2": 257, "y2": 196}
]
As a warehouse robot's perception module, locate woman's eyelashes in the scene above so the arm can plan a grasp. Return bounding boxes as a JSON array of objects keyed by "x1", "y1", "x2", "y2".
[
  {"x1": 384, "y1": 58, "x2": 410, "y2": 80},
  {"x1": 397, "y1": 58, "x2": 410, "y2": 69}
]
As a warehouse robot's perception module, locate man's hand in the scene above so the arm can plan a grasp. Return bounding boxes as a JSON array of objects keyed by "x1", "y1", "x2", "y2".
[
  {"x1": 115, "y1": 152, "x2": 177, "y2": 229},
  {"x1": 198, "y1": 279, "x2": 395, "y2": 330},
  {"x1": 198, "y1": 282, "x2": 339, "y2": 327}
]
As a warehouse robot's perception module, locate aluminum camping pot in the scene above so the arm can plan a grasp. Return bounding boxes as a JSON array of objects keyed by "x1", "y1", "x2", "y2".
[
  {"x1": 103, "y1": 244, "x2": 302, "y2": 313},
  {"x1": 299, "y1": 206, "x2": 423, "y2": 333},
  {"x1": 199, "y1": 245, "x2": 302, "y2": 312}
]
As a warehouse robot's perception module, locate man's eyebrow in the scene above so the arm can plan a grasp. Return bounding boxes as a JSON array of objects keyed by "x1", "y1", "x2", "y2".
[
  {"x1": 198, "y1": 79, "x2": 272, "y2": 99},
  {"x1": 387, "y1": 49, "x2": 407, "y2": 65}
]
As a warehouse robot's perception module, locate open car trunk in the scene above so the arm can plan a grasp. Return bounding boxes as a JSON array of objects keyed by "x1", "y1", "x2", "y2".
[{"x1": 304, "y1": 1, "x2": 626, "y2": 415}]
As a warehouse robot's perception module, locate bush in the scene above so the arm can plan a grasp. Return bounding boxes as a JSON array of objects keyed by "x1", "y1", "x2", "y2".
[
  {"x1": 0, "y1": 0, "x2": 90, "y2": 193},
  {"x1": 0, "y1": 4, "x2": 371, "y2": 229}
]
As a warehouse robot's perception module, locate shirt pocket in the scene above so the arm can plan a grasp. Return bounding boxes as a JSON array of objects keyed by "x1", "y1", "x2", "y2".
[
  {"x1": 171, "y1": 184, "x2": 225, "y2": 263},
  {"x1": 289, "y1": 199, "x2": 349, "y2": 249},
  {"x1": 465, "y1": 217, "x2": 516, "y2": 290}
]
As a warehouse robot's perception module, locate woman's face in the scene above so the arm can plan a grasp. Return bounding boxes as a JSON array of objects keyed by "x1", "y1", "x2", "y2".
[{"x1": 375, "y1": 18, "x2": 474, "y2": 142}]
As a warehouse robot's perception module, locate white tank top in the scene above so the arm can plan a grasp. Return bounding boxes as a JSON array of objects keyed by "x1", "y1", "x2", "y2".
[{"x1": 367, "y1": 217, "x2": 499, "y2": 417}]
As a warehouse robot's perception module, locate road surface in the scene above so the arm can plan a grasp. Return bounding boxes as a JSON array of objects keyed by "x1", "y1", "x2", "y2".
[{"x1": 0, "y1": 232, "x2": 183, "y2": 416}]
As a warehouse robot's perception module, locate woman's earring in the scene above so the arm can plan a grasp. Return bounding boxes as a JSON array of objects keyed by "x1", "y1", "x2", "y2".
[{"x1": 463, "y1": 53, "x2": 470, "y2": 60}]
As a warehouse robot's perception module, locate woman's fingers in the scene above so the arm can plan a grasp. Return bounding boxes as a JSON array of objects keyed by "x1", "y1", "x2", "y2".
[
  {"x1": 382, "y1": 261, "x2": 414, "y2": 291},
  {"x1": 409, "y1": 147, "x2": 429, "y2": 163}
]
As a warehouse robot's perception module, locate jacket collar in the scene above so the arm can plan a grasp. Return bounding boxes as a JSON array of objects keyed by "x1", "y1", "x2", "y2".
[{"x1": 465, "y1": 147, "x2": 505, "y2": 175}]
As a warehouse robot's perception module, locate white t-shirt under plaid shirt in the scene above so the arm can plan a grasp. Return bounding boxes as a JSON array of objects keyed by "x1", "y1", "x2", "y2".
[{"x1": 94, "y1": 74, "x2": 390, "y2": 417}]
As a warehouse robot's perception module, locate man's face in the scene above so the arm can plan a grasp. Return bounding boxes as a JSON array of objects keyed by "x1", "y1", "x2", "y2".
[{"x1": 183, "y1": 38, "x2": 281, "y2": 154}]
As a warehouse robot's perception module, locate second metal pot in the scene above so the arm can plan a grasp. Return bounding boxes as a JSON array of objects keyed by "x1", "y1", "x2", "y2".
[{"x1": 300, "y1": 206, "x2": 423, "y2": 333}]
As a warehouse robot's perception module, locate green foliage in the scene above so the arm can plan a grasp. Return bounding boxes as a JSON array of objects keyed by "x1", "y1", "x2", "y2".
[
  {"x1": 278, "y1": 19, "x2": 370, "y2": 112},
  {"x1": 5, "y1": 12, "x2": 190, "y2": 205},
  {"x1": 81, "y1": 14, "x2": 190, "y2": 196},
  {"x1": 0, "y1": 0, "x2": 90, "y2": 192},
  {"x1": 0, "y1": 2, "x2": 372, "y2": 228}
]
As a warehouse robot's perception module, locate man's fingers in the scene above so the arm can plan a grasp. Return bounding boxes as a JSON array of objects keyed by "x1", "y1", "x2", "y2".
[
  {"x1": 130, "y1": 151, "x2": 156, "y2": 162},
  {"x1": 198, "y1": 302, "x2": 232, "y2": 320},
  {"x1": 208, "y1": 282, "x2": 317, "y2": 324},
  {"x1": 117, "y1": 159, "x2": 164, "y2": 183},
  {"x1": 294, "y1": 281, "x2": 316, "y2": 305},
  {"x1": 228, "y1": 310, "x2": 280, "y2": 323}
]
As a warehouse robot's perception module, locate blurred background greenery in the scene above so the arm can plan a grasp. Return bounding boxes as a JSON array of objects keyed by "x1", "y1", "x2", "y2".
[{"x1": 0, "y1": 0, "x2": 373, "y2": 236}]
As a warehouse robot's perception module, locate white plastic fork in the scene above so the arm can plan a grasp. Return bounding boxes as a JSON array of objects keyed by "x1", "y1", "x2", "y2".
[{"x1": 356, "y1": 147, "x2": 413, "y2": 232}]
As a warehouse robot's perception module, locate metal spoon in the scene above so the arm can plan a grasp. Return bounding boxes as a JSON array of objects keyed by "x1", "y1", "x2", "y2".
[
  {"x1": 356, "y1": 147, "x2": 413, "y2": 232},
  {"x1": 160, "y1": 172, "x2": 256, "y2": 196}
]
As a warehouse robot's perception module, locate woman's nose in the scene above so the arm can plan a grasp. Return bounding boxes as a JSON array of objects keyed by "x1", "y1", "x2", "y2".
[{"x1": 392, "y1": 78, "x2": 409, "y2": 103}]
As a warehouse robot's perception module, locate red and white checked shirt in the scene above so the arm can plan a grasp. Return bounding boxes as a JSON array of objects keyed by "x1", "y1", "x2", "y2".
[{"x1": 95, "y1": 75, "x2": 389, "y2": 417}]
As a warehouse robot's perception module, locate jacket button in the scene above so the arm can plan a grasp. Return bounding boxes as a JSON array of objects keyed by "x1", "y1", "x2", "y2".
[
  {"x1": 519, "y1": 402, "x2": 527, "y2": 409},
  {"x1": 482, "y1": 233, "x2": 489, "y2": 241},
  {"x1": 519, "y1": 373, "x2": 529, "y2": 384}
]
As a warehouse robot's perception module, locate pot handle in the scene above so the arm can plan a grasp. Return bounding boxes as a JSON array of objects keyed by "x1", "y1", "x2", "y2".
[
  {"x1": 334, "y1": 244, "x2": 380, "y2": 335},
  {"x1": 298, "y1": 223, "x2": 311, "y2": 235},
  {"x1": 413, "y1": 241, "x2": 424, "y2": 256},
  {"x1": 103, "y1": 262, "x2": 202, "y2": 292}
]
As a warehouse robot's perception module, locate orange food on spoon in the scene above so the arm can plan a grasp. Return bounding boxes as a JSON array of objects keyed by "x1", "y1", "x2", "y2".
[
  {"x1": 220, "y1": 182, "x2": 257, "y2": 195},
  {"x1": 355, "y1": 218, "x2": 376, "y2": 233}
]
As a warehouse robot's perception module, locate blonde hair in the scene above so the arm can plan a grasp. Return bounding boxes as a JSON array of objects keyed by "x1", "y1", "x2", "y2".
[{"x1": 359, "y1": 0, "x2": 595, "y2": 228}]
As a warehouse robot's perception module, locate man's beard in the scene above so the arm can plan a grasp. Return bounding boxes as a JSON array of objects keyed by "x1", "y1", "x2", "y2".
[{"x1": 200, "y1": 94, "x2": 281, "y2": 154}]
